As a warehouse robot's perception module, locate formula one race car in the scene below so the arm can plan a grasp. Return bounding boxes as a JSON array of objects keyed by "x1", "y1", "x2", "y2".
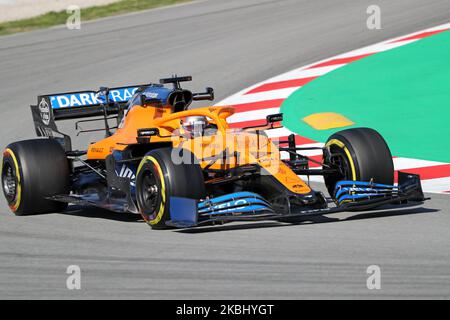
[{"x1": 1, "y1": 76, "x2": 426, "y2": 229}]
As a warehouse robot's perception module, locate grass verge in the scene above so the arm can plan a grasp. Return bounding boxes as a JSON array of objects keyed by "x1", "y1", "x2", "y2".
[{"x1": 0, "y1": 0, "x2": 191, "y2": 36}]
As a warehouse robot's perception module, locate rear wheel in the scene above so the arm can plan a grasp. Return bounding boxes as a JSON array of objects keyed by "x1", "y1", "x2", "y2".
[
  {"x1": 2, "y1": 139, "x2": 70, "y2": 215},
  {"x1": 323, "y1": 127, "x2": 394, "y2": 197},
  {"x1": 135, "y1": 147, "x2": 205, "y2": 229}
]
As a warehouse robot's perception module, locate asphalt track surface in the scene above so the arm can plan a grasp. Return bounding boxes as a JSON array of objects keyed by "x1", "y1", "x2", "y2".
[{"x1": 0, "y1": 0, "x2": 449, "y2": 299}]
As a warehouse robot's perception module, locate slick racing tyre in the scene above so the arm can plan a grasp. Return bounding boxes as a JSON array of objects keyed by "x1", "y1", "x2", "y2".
[
  {"x1": 2, "y1": 139, "x2": 70, "y2": 215},
  {"x1": 135, "y1": 147, "x2": 205, "y2": 230},
  {"x1": 323, "y1": 127, "x2": 394, "y2": 197}
]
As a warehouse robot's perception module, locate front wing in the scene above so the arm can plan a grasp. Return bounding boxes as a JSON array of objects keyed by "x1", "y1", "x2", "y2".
[{"x1": 166, "y1": 172, "x2": 427, "y2": 228}]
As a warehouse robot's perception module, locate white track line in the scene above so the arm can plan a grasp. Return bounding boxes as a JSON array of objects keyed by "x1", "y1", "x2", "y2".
[{"x1": 221, "y1": 88, "x2": 298, "y2": 107}]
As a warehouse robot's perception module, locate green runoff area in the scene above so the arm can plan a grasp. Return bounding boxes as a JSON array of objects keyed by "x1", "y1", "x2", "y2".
[
  {"x1": 281, "y1": 30, "x2": 450, "y2": 163},
  {"x1": 0, "y1": 0, "x2": 190, "y2": 36}
]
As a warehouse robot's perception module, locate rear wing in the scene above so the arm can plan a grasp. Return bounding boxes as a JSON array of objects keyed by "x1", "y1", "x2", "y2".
[
  {"x1": 33, "y1": 84, "x2": 148, "y2": 121},
  {"x1": 30, "y1": 84, "x2": 149, "y2": 151}
]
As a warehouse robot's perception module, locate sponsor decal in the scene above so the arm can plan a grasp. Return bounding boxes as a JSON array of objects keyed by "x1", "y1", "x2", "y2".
[
  {"x1": 90, "y1": 147, "x2": 104, "y2": 153},
  {"x1": 143, "y1": 91, "x2": 159, "y2": 99},
  {"x1": 38, "y1": 98, "x2": 51, "y2": 125},
  {"x1": 37, "y1": 126, "x2": 53, "y2": 138},
  {"x1": 211, "y1": 199, "x2": 248, "y2": 213},
  {"x1": 117, "y1": 164, "x2": 136, "y2": 186},
  {"x1": 346, "y1": 187, "x2": 389, "y2": 193},
  {"x1": 49, "y1": 87, "x2": 139, "y2": 109}
]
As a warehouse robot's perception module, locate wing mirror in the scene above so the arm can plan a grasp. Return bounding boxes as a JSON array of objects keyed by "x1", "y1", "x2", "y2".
[
  {"x1": 137, "y1": 128, "x2": 160, "y2": 137},
  {"x1": 137, "y1": 128, "x2": 159, "y2": 143},
  {"x1": 266, "y1": 113, "x2": 283, "y2": 123},
  {"x1": 193, "y1": 87, "x2": 214, "y2": 101},
  {"x1": 242, "y1": 113, "x2": 283, "y2": 131}
]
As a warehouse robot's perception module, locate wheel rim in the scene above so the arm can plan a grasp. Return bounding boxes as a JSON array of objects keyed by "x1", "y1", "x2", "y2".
[
  {"x1": 325, "y1": 145, "x2": 353, "y2": 195},
  {"x1": 330, "y1": 152, "x2": 352, "y2": 180},
  {"x1": 137, "y1": 169, "x2": 162, "y2": 219},
  {"x1": 2, "y1": 162, "x2": 17, "y2": 202}
]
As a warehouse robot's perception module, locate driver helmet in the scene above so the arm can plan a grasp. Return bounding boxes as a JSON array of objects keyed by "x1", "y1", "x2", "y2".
[{"x1": 181, "y1": 116, "x2": 208, "y2": 137}]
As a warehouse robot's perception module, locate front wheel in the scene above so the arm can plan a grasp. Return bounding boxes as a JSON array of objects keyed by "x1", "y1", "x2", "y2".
[
  {"x1": 135, "y1": 148, "x2": 205, "y2": 229},
  {"x1": 323, "y1": 127, "x2": 394, "y2": 197}
]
